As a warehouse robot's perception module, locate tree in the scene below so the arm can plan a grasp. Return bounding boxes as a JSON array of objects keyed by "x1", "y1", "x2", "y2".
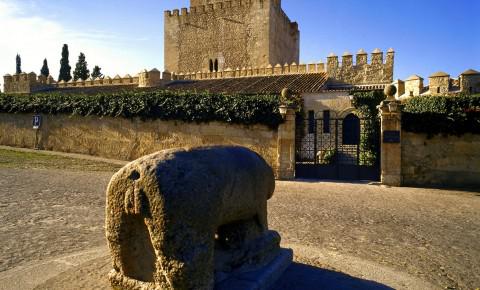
[
  {"x1": 40, "y1": 58, "x2": 50, "y2": 77},
  {"x1": 91, "y1": 65, "x2": 103, "y2": 79},
  {"x1": 73, "y1": 52, "x2": 90, "y2": 81},
  {"x1": 58, "y1": 44, "x2": 72, "y2": 82},
  {"x1": 16, "y1": 54, "x2": 21, "y2": 74}
]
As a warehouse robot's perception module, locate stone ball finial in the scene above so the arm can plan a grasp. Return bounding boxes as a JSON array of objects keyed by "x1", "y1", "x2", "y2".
[
  {"x1": 281, "y1": 88, "x2": 292, "y2": 99},
  {"x1": 384, "y1": 85, "x2": 397, "y2": 99}
]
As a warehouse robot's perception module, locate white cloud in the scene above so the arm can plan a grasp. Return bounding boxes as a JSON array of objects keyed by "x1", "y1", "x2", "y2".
[{"x1": 0, "y1": 0, "x2": 157, "y2": 90}]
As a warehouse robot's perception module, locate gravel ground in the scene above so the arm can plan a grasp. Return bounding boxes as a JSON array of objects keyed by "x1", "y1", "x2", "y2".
[{"x1": 0, "y1": 152, "x2": 479, "y2": 289}]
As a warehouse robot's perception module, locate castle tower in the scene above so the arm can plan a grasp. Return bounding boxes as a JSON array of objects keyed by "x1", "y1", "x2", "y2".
[
  {"x1": 405, "y1": 75, "x2": 424, "y2": 97},
  {"x1": 459, "y1": 69, "x2": 480, "y2": 94},
  {"x1": 428, "y1": 71, "x2": 450, "y2": 95},
  {"x1": 164, "y1": 0, "x2": 300, "y2": 73}
]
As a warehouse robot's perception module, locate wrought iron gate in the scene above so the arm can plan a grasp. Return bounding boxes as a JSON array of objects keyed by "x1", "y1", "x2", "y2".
[{"x1": 295, "y1": 113, "x2": 380, "y2": 181}]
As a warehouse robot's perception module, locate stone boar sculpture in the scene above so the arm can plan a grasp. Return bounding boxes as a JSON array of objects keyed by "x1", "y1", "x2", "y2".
[{"x1": 106, "y1": 146, "x2": 280, "y2": 290}]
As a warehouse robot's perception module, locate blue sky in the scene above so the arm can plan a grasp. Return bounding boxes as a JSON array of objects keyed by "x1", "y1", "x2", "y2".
[{"x1": 0, "y1": 0, "x2": 479, "y2": 88}]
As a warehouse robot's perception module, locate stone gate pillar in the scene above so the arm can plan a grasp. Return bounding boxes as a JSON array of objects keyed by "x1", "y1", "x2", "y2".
[
  {"x1": 378, "y1": 85, "x2": 403, "y2": 186},
  {"x1": 277, "y1": 106, "x2": 296, "y2": 180}
]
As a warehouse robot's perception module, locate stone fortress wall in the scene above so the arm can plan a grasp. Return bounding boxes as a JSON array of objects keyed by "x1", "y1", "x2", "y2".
[
  {"x1": 2, "y1": 69, "x2": 172, "y2": 93},
  {"x1": 2, "y1": 49, "x2": 395, "y2": 94},
  {"x1": 164, "y1": 0, "x2": 299, "y2": 74},
  {"x1": 326, "y1": 48, "x2": 394, "y2": 86}
]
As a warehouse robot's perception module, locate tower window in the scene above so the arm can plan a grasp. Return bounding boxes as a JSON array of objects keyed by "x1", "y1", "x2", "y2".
[
  {"x1": 437, "y1": 87, "x2": 440, "y2": 94},
  {"x1": 410, "y1": 91, "x2": 413, "y2": 97},
  {"x1": 214, "y1": 59, "x2": 219, "y2": 72},
  {"x1": 209, "y1": 59, "x2": 214, "y2": 72}
]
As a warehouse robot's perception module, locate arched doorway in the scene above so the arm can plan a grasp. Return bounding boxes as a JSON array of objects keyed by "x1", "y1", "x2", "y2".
[{"x1": 342, "y1": 113, "x2": 360, "y2": 145}]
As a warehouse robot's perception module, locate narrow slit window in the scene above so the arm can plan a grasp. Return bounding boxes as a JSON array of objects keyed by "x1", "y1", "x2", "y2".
[
  {"x1": 437, "y1": 87, "x2": 440, "y2": 94},
  {"x1": 214, "y1": 59, "x2": 219, "y2": 72}
]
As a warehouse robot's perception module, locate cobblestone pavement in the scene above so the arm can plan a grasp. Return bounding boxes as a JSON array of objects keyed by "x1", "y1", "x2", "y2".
[{"x1": 0, "y1": 167, "x2": 478, "y2": 289}]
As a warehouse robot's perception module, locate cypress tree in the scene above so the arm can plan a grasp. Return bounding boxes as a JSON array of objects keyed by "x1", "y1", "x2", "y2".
[
  {"x1": 16, "y1": 54, "x2": 21, "y2": 74},
  {"x1": 91, "y1": 65, "x2": 103, "y2": 79},
  {"x1": 73, "y1": 52, "x2": 90, "y2": 81},
  {"x1": 58, "y1": 44, "x2": 72, "y2": 82},
  {"x1": 40, "y1": 58, "x2": 50, "y2": 77}
]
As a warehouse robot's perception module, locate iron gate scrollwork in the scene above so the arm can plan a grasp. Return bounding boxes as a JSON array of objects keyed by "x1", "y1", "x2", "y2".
[{"x1": 295, "y1": 113, "x2": 380, "y2": 181}]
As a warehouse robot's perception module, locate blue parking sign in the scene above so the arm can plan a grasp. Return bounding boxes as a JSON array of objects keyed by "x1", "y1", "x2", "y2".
[{"x1": 33, "y1": 115, "x2": 42, "y2": 129}]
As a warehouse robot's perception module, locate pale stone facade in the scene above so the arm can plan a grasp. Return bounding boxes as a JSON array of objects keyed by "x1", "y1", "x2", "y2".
[
  {"x1": 0, "y1": 112, "x2": 298, "y2": 179},
  {"x1": 164, "y1": 0, "x2": 299, "y2": 74}
]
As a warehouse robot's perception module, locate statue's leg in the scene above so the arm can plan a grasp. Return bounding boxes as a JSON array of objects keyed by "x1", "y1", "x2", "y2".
[{"x1": 154, "y1": 222, "x2": 216, "y2": 290}]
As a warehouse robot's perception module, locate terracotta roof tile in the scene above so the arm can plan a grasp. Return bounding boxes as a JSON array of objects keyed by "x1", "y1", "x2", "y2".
[{"x1": 165, "y1": 73, "x2": 328, "y2": 94}]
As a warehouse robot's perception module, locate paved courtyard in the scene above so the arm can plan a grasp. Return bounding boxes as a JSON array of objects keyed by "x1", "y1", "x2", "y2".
[{"x1": 0, "y1": 149, "x2": 478, "y2": 290}]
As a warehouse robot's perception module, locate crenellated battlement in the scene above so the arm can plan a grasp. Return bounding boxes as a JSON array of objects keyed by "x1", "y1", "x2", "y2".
[
  {"x1": 164, "y1": 0, "x2": 267, "y2": 18},
  {"x1": 171, "y1": 61, "x2": 325, "y2": 81},
  {"x1": 3, "y1": 69, "x2": 174, "y2": 94},
  {"x1": 326, "y1": 48, "x2": 395, "y2": 85}
]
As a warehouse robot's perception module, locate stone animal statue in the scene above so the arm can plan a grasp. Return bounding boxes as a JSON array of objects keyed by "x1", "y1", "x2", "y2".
[{"x1": 105, "y1": 146, "x2": 279, "y2": 290}]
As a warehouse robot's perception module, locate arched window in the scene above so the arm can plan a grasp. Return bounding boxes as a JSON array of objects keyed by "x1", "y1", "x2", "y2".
[
  {"x1": 342, "y1": 113, "x2": 360, "y2": 145},
  {"x1": 214, "y1": 59, "x2": 219, "y2": 72}
]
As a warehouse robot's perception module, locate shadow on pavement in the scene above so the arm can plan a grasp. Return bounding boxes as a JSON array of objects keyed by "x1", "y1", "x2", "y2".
[{"x1": 271, "y1": 262, "x2": 394, "y2": 290}]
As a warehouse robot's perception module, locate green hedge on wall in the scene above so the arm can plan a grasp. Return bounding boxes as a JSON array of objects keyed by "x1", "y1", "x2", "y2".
[
  {"x1": 403, "y1": 94, "x2": 480, "y2": 136},
  {"x1": 0, "y1": 90, "x2": 283, "y2": 128}
]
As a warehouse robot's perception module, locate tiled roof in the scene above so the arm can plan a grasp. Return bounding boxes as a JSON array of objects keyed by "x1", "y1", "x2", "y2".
[
  {"x1": 461, "y1": 69, "x2": 480, "y2": 76},
  {"x1": 429, "y1": 71, "x2": 450, "y2": 78},
  {"x1": 165, "y1": 73, "x2": 328, "y2": 94},
  {"x1": 407, "y1": 74, "x2": 423, "y2": 81}
]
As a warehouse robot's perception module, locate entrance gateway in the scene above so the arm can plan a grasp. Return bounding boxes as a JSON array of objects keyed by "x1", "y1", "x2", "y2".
[{"x1": 295, "y1": 112, "x2": 380, "y2": 181}]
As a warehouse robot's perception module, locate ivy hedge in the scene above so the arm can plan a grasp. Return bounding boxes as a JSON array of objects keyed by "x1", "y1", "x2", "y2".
[
  {"x1": 403, "y1": 94, "x2": 480, "y2": 136},
  {"x1": 351, "y1": 91, "x2": 385, "y2": 166},
  {"x1": 0, "y1": 90, "x2": 283, "y2": 128}
]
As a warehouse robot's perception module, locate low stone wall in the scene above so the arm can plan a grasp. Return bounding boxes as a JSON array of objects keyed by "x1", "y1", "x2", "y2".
[
  {"x1": 401, "y1": 131, "x2": 480, "y2": 188},
  {"x1": 0, "y1": 113, "x2": 279, "y2": 175}
]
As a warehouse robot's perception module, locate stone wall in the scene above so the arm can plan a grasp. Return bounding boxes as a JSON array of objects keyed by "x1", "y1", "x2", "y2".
[
  {"x1": 327, "y1": 49, "x2": 394, "y2": 86},
  {"x1": 460, "y1": 73, "x2": 480, "y2": 94},
  {"x1": 401, "y1": 132, "x2": 480, "y2": 188},
  {"x1": 3, "y1": 69, "x2": 172, "y2": 94},
  {"x1": 0, "y1": 113, "x2": 281, "y2": 176},
  {"x1": 164, "y1": 0, "x2": 299, "y2": 73},
  {"x1": 428, "y1": 75, "x2": 450, "y2": 95}
]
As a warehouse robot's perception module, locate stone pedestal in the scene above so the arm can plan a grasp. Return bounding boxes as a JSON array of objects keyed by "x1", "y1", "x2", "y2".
[
  {"x1": 379, "y1": 100, "x2": 403, "y2": 187},
  {"x1": 277, "y1": 107, "x2": 296, "y2": 180}
]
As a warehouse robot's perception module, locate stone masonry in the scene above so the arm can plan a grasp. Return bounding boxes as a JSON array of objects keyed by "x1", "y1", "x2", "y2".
[{"x1": 164, "y1": 0, "x2": 299, "y2": 73}]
